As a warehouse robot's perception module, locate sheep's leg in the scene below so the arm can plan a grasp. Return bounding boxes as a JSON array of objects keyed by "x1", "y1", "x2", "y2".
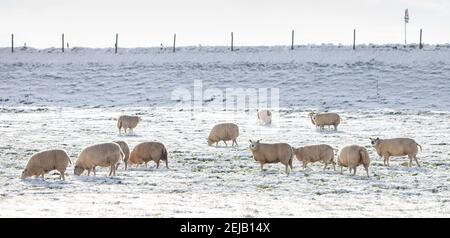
[
  {"x1": 113, "y1": 165, "x2": 116, "y2": 176},
  {"x1": 108, "y1": 165, "x2": 113, "y2": 176},
  {"x1": 285, "y1": 164, "x2": 289, "y2": 174},
  {"x1": 408, "y1": 155, "x2": 413, "y2": 167},
  {"x1": 145, "y1": 162, "x2": 148, "y2": 168},
  {"x1": 41, "y1": 173, "x2": 45, "y2": 179},
  {"x1": 87, "y1": 169, "x2": 91, "y2": 176},
  {"x1": 93, "y1": 167, "x2": 96, "y2": 176},
  {"x1": 215, "y1": 142, "x2": 218, "y2": 147},
  {"x1": 60, "y1": 171, "x2": 65, "y2": 180},
  {"x1": 349, "y1": 167, "x2": 352, "y2": 175},
  {"x1": 334, "y1": 125, "x2": 338, "y2": 131},
  {"x1": 332, "y1": 162, "x2": 336, "y2": 171},
  {"x1": 353, "y1": 167, "x2": 357, "y2": 176},
  {"x1": 383, "y1": 154, "x2": 390, "y2": 167},
  {"x1": 364, "y1": 166, "x2": 369, "y2": 177},
  {"x1": 413, "y1": 155, "x2": 421, "y2": 167},
  {"x1": 323, "y1": 163, "x2": 328, "y2": 171},
  {"x1": 124, "y1": 128, "x2": 127, "y2": 133},
  {"x1": 156, "y1": 160, "x2": 160, "y2": 169},
  {"x1": 223, "y1": 140, "x2": 228, "y2": 147},
  {"x1": 260, "y1": 163, "x2": 264, "y2": 171},
  {"x1": 340, "y1": 166, "x2": 343, "y2": 174},
  {"x1": 165, "y1": 160, "x2": 169, "y2": 169}
]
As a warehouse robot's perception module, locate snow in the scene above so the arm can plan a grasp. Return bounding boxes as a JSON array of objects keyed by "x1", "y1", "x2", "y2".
[{"x1": 1, "y1": 45, "x2": 450, "y2": 217}]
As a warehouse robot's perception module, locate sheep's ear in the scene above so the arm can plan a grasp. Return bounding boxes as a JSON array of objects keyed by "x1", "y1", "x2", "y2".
[
  {"x1": 376, "y1": 137, "x2": 379, "y2": 140},
  {"x1": 249, "y1": 140, "x2": 252, "y2": 143}
]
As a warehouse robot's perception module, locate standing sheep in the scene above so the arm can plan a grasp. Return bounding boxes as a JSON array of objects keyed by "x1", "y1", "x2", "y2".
[
  {"x1": 74, "y1": 142, "x2": 124, "y2": 176},
  {"x1": 21, "y1": 149, "x2": 72, "y2": 180},
  {"x1": 308, "y1": 112, "x2": 341, "y2": 130},
  {"x1": 207, "y1": 123, "x2": 239, "y2": 147},
  {"x1": 257, "y1": 109, "x2": 272, "y2": 125},
  {"x1": 293, "y1": 144, "x2": 335, "y2": 171},
  {"x1": 249, "y1": 140, "x2": 294, "y2": 174},
  {"x1": 337, "y1": 145, "x2": 370, "y2": 177},
  {"x1": 128, "y1": 142, "x2": 168, "y2": 169},
  {"x1": 370, "y1": 137, "x2": 422, "y2": 167},
  {"x1": 113, "y1": 140, "x2": 130, "y2": 170},
  {"x1": 117, "y1": 115, "x2": 141, "y2": 134}
]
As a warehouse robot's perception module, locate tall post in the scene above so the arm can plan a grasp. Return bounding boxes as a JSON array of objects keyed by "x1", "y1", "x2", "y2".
[
  {"x1": 62, "y1": 34, "x2": 65, "y2": 52},
  {"x1": 231, "y1": 32, "x2": 234, "y2": 51},
  {"x1": 115, "y1": 33, "x2": 118, "y2": 54},
  {"x1": 173, "y1": 34, "x2": 176, "y2": 53},
  {"x1": 353, "y1": 29, "x2": 356, "y2": 50},
  {"x1": 419, "y1": 29, "x2": 423, "y2": 49},
  {"x1": 11, "y1": 34, "x2": 14, "y2": 53},
  {"x1": 404, "y1": 21, "x2": 407, "y2": 45},
  {"x1": 291, "y1": 30, "x2": 294, "y2": 50}
]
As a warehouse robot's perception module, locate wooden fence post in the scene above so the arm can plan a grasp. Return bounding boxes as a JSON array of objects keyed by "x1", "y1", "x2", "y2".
[
  {"x1": 173, "y1": 34, "x2": 176, "y2": 52},
  {"x1": 353, "y1": 29, "x2": 356, "y2": 50},
  {"x1": 11, "y1": 34, "x2": 14, "y2": 53},
  {"x1": 231, "y1": 32, "x2": 234, "y2": 51},
  {"x1": 291, "y1": 30, "x2": 294, "y2": 50},
  {"x1": 115, "y1": 33, "x2": 118, "y2": 54},
  {"x1": 419, "y1": 29, "x2": 423, "y2": 49},
  {"x1": 62, "y1": 34, "x2": 65, "y2": 52}
]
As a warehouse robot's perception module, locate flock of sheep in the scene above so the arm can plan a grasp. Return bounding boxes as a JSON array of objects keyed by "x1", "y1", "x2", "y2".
[{"x1": 20, "y1": 110, "x2": 423, "y2": 180}]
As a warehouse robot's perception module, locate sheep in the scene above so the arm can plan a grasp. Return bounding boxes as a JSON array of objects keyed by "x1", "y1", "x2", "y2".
[
  {"x1": 293, "y1": 144, "x2": 335, "y2": 171},
  {"x1": 308, "y1": 112, "x2": 341, "y2": 130},
  {"x1": 74, "y1": 142, "x2": 124, "y2": 176},
  {"x1": 257, "y1": 109, "x2": 272, "y2": 125},
  {"x1": 128, "y1": 142, "x2": 168, "y2": 169},
  {"x1": 207, "y1": 123, "x2": 239, "y2": 147},
  {"x1": 21, "y1": 149, "x2": 72, "y2": 180},
  {"x1": 337, "y1": 145, "x2": 370, "y2": 177},
  {"x1": 117, "y1": 115, "x2": 141, "y2": 134},
  {"x1": 370, "y1": 137, "x2": 422, "y2": 167},
  {"x1": 113, "y1": 140, "x2": 130, "y2": 170},
  {"x1": 248, "y1": 140, "x2": 294, "y2": 174}
]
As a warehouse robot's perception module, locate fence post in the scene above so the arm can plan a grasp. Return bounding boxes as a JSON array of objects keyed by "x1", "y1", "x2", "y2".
[
  {"x1": 11, "y1": 34, "x2": 14, "y2": 53},
  {"x1": 173, "y1": 34, "x2": 176, "y2": 53},
  {"x1": 231, "y1": 32, "x2": 234, "y2": 51},
  {"x1": 62, "y1": 34, "x2": 65, "y2": 52},
  {"x1": 115, "y1": 33, "x2": 118, "y2": 54},
  {"x1": 419, "y1": 29, "x2": 423, "y2": 49},
  {"x1": 291, "y1": 30, "x2": 294, "y2": 50},
  {"x1": 353, "y1": 29, "x2": 356, "y2": 50}
]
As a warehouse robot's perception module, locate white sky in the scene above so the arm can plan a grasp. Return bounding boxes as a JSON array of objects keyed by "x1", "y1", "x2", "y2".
[{"x1": 1, "y1": 0, "x2": 449, "y2": 48}]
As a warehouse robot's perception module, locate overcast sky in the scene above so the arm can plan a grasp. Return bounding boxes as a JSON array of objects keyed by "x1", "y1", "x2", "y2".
[{"x1": 1, "y1": 0, "x2": 449, "y2": 48}]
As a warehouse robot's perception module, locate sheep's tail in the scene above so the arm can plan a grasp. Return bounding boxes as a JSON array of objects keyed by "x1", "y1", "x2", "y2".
[
  {"x1": 416, "y1": 142, "x2": 423, "y2": 152},
  {"x1": 117, "y1": 118, "x2": 122, "y2": 130},
  {"x1": 161, "y1": 147, "x2": 168, "y2": 161},
  {"x1": 120, "y1": 149, "x2": 125, "y2": 160},
  {"x1": 359, "y1": 148, "x2": 370, "y2": 165}
]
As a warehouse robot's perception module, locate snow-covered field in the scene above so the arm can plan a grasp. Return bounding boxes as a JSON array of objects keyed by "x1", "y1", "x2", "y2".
[{"x1": 1, "y1": 45, "x2": 450, "y2": 217}]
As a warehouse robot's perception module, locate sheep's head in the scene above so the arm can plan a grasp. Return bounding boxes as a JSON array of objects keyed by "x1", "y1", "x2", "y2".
[
  {"x1": 74, "y1": 166, "x2": 85, "y2": 176},
  {"x1": 248, "y1": 140, "x2": 261, "y2": 151},
  {"x1": 21, "y1": 168, "x2": 31, "y2": 179},
  {"x1": 369, "y1": 137, "x2": 380, "y2": 147},
  {"x1": 207, "y1": 138, "x2": 214, "y2": 146},
  {"x1": 308, "y1": 112, "x2": 316, "y2": 117}
]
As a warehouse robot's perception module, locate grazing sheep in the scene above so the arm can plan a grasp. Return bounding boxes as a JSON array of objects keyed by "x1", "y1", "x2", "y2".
[
  {"x1": 21, "y1": 149, "x2": 72, "y2": 180},
  {"x1": 207, "y1": 123, "x2": 239, "y2": 147},
  {"x1": 257, "y1": 109, "x2": 272, "y2": 125},
  {"x1": 74, "y1": 142, "x2": 124, "y2": 176},
  {"x1": 293, "y1": 144, "x2": 335, "y2": 171},
  {"x1": 117, "y1": 115, "x2": 141, "y2": 134},
  {"x1": 128, "y1": 142, "x2": 168, "y2": 169},
  {"x1": 370, "y1": 137, "x2": 422, "y2": 167},
  {"x1": 337, "y1": 145, "x2": 370, "y2": 177},
  {"x1": 113, "y1": 140, "x2": 130, "y2": 170},
  {"x1": 308, "y1": 112, "x2": 341, "y2": 130},
  {"x1": 248, "y1": 140, "x2": 294, "y2": 174}
]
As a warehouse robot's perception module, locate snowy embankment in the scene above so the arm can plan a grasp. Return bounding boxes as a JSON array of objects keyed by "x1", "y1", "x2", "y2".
[{"x1": 0, "y1": 46, "x2": 449, "y2": 217}]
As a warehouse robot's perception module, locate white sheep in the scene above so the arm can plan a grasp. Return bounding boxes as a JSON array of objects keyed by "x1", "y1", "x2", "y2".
[
  {"x1": 337, "y1": 145, "x2": 370, "y2": 177},
  {"x1": 308, "y1": 112, "x2": 341, "y2": 130},
  {"x1": 207, "y1": 123, "x2": 239, "y2": 147},
  {"x1": 74, "y1": 142, "x2": 124, "y2": 176},
  {"x1": 21, "y1": 149, "x2": 72, "y2": 180},
  {"x1": 370, "y1": 137, "x2": 422, "y2": 167},
  {"x1": 293, "y1": 144, "x2": 335, "y2": 170},
  {"x1": 249, "y1": 140, "x2": 294, "y2": 174},
  {"x1": 117, "y1": 115, "x2": 141, "y2": 134},
  {"x1": 128, "y1": 142, "x2": 168, "y2": 169},
  {"x1": 257, "y1": 109, "x2": 272, "y2": 125}
]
